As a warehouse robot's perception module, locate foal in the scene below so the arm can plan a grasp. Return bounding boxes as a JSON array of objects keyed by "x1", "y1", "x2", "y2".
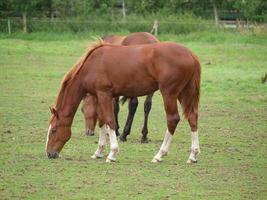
[
  {"x1": 81, "y1": 32, "x2": 158, "y2": 143},
  {"x1": 46, "y1": 40, "x2": 201, "y2": 163}
]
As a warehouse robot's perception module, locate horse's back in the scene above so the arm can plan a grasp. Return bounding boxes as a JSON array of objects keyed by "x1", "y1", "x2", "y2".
[
  {"x1": 102, "y1": 35, "x2": 126, "y2": 45},
  {"x1": 153, "y1": 42, "x2": 195, "y2": 69},
  {"x1": 83, "y1": 42, "x2": 197, "y2": 96},
  {"x1": 151, "y1": 42, "x2": 196, "y2": 89},
  {"x1": 122, "y1": 32, "x2": 158, "y2": 45},
  {"x1": 89, "y1": 42, "x2": 195, "y2": 79}
]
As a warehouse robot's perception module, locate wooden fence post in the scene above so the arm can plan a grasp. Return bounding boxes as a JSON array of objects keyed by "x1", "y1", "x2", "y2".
[
  {"x1": 151, "y1": 19, "x2": 158, "y2": 36},
  {"x1": 8, "y1": 19, "x2": 11, "y2": 35},
  {"x1": 22, "y1": 12, "x2": 27, "y2": 33}
]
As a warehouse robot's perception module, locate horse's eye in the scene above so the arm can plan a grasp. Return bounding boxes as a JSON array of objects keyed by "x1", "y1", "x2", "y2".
[{"x1": 51, "y1": 128, "x2": 57, "y2": 133}]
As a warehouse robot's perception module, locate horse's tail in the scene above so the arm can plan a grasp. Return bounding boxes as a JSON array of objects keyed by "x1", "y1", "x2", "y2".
[{"x1": 180, "y1": 53, "x2": 201, "y2": 119}]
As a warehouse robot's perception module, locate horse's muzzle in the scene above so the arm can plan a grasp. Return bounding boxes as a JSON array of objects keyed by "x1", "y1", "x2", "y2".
[{"x1": 47, "y1": 151, "x2": 59, "y2": 159}]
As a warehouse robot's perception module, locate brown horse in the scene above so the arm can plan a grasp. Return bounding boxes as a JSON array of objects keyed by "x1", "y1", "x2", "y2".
[
  {"x1": 81, "y1": 32, "x2": 158, "y2": 143},
  {"x1": 46, "y1": 40, "x2": 201, "y2": 163}
]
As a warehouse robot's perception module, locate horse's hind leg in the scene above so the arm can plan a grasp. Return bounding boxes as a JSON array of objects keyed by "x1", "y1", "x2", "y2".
[
  {"x1": 141, "y1": 93, "x2": 153, "y2": 143},
  {"x1": 152, "y1": 94, "x2": 180, "y2": 163},
  {"x1": 119, "y1": 97, "x2": 138, "y2": 142},
  {"x1": 187, "y1": 112, "x2": 200, "y2": 163}
]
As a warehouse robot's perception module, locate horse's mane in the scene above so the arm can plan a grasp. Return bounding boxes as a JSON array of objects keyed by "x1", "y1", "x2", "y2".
[{"x1": 52, "y1": 38, "x2": 105, "y2": 112}]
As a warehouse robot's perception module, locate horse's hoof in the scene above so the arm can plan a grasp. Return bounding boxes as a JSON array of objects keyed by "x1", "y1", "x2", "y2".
[
  {"x1": 140, "y1": 138, "x2": 149, "y2": 143},
  {"x1": 187, "y1": 159, "x2": 198, "y2": 164},
  {"x1": 91, "y1": 154, "x2": 102, "y2": 159},
  {"x1": 151, "y1": 158, "x2": 162, "y2": 163},
  {"x1": 106, "y1": 158, "x2": 116, "y2": 163},
  {"x1": 85, "y1": 130, "x2": 95, "y2": 136},
  {"x1": 115, "y1": 131, "x2": 120, "y2": 137},
  {"x1": 119, "y1": 136, "x2": 127, "y2": 142}
]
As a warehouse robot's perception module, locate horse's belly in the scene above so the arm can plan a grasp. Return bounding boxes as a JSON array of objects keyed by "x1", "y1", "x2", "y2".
[{"x1": 113, "y1": 79, "x2": 158, "y2": 97}]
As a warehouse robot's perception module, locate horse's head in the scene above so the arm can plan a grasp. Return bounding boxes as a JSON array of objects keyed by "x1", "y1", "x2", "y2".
[{"x1": 45, "y1": 107, "x2": 71, "y2": 159}]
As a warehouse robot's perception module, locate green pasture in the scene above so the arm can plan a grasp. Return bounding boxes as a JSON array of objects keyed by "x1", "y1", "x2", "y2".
[{"x1": 0, "y1": 31, "x2": 266, "y2": 199}]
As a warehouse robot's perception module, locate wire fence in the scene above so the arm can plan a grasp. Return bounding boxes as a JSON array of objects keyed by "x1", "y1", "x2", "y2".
[{"x1": 0, "y1": 18, "x2": 216, "y2": 35}]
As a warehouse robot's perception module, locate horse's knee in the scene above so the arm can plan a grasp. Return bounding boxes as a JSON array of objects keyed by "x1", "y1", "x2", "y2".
[
  {"x1": 105, "y1": 118, "x2": 116, "y2": 130},
  {"x1": 81, "y1": 101, "x2": 88, "y2": 114},
  {"x1": 144, "y1": 99, "x2": 152, "y2": 113}
]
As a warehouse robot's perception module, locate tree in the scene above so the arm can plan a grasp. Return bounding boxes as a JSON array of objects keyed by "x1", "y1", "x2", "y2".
[
  {"x1": 122, "y1": 0, "x2": 127, "y2": 20},
  {"x1": 234, "y1": 0, "x2": 262, "y2": 23},
  {"x1": 7, "y1": 0, "x2": 48, "y2": 32}
]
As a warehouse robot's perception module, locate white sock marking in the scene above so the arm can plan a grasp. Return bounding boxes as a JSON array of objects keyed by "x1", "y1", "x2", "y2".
[
  {"x1": 92, "y1": 125, "x2": 107, "y2": 158},
  {"x1": 152, "y1": 129, "x2": 173, "y2": 162},
  {"x1": 106, "y1": 125, "x2": 119, "y2": 162},
  {"x1": 187, "y1": 130, "x2": 200, "y2": 163}
]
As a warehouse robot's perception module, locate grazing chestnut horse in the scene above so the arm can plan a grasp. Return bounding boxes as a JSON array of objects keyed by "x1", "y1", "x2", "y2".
[
  {"x1": 46, "y1": 40, "x2": 201, "y2": 164},
  {"x1": 81, "y1": 32, "x2": 158, "y2": 143}
]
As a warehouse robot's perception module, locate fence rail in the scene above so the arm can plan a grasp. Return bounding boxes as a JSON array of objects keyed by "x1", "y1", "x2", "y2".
[
  {"x1": 2, "y1": 18, "x2": 262, "y2": 35},
  {"x1": 0, "y1": 18, "x2": 215, "y2": 34}
]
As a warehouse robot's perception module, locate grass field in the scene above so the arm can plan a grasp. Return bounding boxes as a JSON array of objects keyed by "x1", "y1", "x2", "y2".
[{"x1": 0, "y1": 31, "x2": 266, "y2": 199}]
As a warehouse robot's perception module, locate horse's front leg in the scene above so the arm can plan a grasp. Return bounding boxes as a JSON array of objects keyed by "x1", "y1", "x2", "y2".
[
  {"x1": 95, "y1": 92, "x2": 119, "y2": 162},
  {"x1": 91, "y1": 124, "x2": 107, "y2": 159}
]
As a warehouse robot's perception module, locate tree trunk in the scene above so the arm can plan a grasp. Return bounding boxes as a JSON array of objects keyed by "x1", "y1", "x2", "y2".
[
  {"x1": 50, "y1": 5, "x2": 54, "y2": 22},
  {"x1": 111, "y1": 2, "x2": 114, "y2": 22},
  {"x1": 212, "y1": 1, "x2": 219, "y2": 26},
  {"x1": 22, "y1": 11, "x2": 27, "y2": 33},
  {"x1": 122, "y1": 0, "x2": 126, "y2": 20}
]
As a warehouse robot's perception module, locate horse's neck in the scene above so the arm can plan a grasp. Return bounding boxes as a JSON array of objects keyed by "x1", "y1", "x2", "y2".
[{"x1": 59, "y1": 78, "x2": 84, "y2": 125}]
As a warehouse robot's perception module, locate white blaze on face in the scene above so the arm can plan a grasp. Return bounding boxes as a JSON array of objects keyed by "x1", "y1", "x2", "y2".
[{"x1": 46, "y1": 124, "x2": 51, "y2": 151}]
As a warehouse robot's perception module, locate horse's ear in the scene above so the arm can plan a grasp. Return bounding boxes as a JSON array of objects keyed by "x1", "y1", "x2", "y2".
[{"x1": 49, "y1": 107, "x2": 59, "y2": 119}]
